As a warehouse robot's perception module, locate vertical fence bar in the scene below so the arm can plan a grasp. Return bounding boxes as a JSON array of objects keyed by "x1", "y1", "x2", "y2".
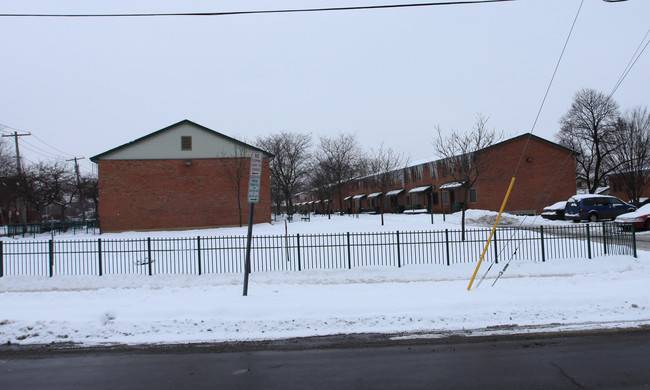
[
  {"x1": 586, "y1": 224, "x2": 592, "y2": 259},
  {"x1": 48, "y1": 239, "x2": 54, "y2": 277},
  {"x1": 493, "y1": 229, "x2": 498, "y2": 264},
  {"x1": 445, "y1": 229, "x2": 450, "y2": 266},
  {"x1": 396, "y1": 231, "x2": 401, "y2": 268},
  {"x1": 346, "y1": 232, "x2": 352, "y2": 269},
  {"x1": 0, "y1": 241, "x2": 3, "y2": 277},
  {"x1": 147, "y1": 237, "x2": 153, "y2": 276},
  {"x1": 98, "y1": 238, "x2": 103, "y2": 276},
  {"x1": 197, "y1": 236, "x2": 202, "y2": 275},
  {"x1": 297, "y1": 234, "x2": 302, "y2": 271},
  {"x1": 602, "y1": 222, "x2": 608, "y2": 256},
  {"x1": 632, "y1": 224, "x2": 637, "y2": 258},
  {"x1": 539, "y1": 225, "x2": 546, "y2": 263}
]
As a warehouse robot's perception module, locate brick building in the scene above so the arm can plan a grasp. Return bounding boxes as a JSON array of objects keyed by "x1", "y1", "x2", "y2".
[
  {"x1": 91, "y1": 120, "x2": 273, "y2": 232},
  {"x1": 608, "y1": 169, "x2": 650, "y2": 206},
  {"x1": 297, "y1": 133, "x2": 577, "y2": 215}
]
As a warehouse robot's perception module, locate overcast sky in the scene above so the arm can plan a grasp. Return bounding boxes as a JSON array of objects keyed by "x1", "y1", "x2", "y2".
[{"x1": 1, "y1": 0, "x2": 648, "y2": 173}]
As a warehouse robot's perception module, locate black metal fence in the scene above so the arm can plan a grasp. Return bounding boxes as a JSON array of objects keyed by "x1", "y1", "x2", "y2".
[
  {"x1": 0, "y1": 222, "x2": 636, "y2": 277},
  {"x1": 2, "y1": 220, "x2": 99, "y2": 238}
]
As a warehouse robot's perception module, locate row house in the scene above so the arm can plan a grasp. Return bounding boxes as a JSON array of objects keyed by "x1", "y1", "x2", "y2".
[{"x1": 297, "y1": 133, "x2": 577, "y2": 216}]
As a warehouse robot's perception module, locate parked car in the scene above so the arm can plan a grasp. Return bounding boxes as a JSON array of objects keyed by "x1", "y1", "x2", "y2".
[
  {"x1": 564, "y1": 195, "x2": 636, "y2": 222},
  {"x1": 540, "y1": 201, "x2": 567, "y2": 220},
  {"x1": 614, "y1": 203, "x2": 650, "y2": 230}
]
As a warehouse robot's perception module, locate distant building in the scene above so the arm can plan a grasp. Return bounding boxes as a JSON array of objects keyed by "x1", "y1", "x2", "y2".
[
  {"x1": 0, "y1": 177, "x2": 20, "y2": 224},
  {"x1": 297, "y1": 133, "x2": 577, "y2": 215},
  {"x1": 91, "y1": 120, "x2": 273, "y2": 232},
  {"x1": 609, "y1": 168, "x2": 650, "y2": 205}
]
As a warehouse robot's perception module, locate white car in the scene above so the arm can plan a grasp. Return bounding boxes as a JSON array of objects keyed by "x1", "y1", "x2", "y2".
[{"x1": 540, "y1": 201, "x2": 567, "y2": 220}]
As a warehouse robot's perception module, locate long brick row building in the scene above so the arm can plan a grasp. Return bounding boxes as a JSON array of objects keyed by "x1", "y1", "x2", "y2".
[{"x1": 296, "y1": 134, "x2": 577, "y2": 216}]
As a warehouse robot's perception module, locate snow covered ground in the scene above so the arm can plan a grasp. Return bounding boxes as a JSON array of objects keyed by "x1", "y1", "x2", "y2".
[{"x1": 1, "y1": 210, "x2": 649, "y2": 346}]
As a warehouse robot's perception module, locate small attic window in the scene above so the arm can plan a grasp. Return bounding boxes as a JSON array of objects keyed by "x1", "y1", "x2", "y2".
[{"x1": 181, "y1": 136, "x2": 192, "y2": 151}]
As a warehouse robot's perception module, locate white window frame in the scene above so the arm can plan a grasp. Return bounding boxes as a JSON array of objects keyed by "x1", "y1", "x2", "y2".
[
  {"x1": 442, "y1": 191, "x2": 449, "y2": 205},
  {"x1": 469, "y1": 188, "x2": 478, "y2": 204}
]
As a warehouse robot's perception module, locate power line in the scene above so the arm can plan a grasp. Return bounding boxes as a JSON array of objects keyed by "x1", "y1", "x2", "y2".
[
  {"x1": 610, "y1": 26, "x2": 650, "y2": 98},
  {"x1": 1, "y1": 123, "x2": 83, "y2": 166},
  {"x1": 0, "y1": 0, "x2": 516, "y2": 18},
  {"x1": 30, "y1": 133, "x2": 76, "y2": 157}
]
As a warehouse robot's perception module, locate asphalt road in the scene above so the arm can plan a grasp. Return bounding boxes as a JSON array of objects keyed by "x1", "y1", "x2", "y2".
[{"x1": 1, "y1": 329, "x2": 649, "y2": 389}]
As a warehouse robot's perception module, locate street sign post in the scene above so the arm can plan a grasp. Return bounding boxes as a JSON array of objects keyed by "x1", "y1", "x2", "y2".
[
  {"x1": 243, "y1": 151, "x2": 264, "y2": 296},
  {"x1": 247, "y1": 151, "x2": 263, "y2": 203}
]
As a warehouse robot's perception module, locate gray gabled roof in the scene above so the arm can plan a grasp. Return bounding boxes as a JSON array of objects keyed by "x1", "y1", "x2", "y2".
[{"x1": 90, "y1": 119, "x2": 274, "y2": 162}]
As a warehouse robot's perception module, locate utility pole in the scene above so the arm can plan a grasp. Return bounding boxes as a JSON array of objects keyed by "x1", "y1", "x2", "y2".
[
  {"x1": 2, "y1": 131, "x2": 31, "y2": 223},
  {"x1": 2, "y1": 131, "x2": 30, "y2": 176},
  {"x1": 67, "y1": 157, "x2": 86, "y2": 222}
]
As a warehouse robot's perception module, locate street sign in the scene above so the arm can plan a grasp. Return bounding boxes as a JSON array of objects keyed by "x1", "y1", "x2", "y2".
[
  {"x1": 248, "y1": 177, "x2": 261, "y2": 203},
  {"x1": 249, "y1": 151, "x2": 263, "y2": 177},
  {"x1": 247, "y1": 151, "x2": 263, "y2": 203}
]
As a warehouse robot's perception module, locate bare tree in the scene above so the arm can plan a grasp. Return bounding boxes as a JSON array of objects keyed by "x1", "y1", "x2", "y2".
[
  {"x1": 79, "y1": 172, "x2": 99, "y2": 219},
  {"x1": 223, "y1": 142, "x2": 252, "y2": 227},
  {"x1": 315, "y1": 133, "x2": 366, "y2": 215},
  {"x1": 367, "y1": 143, "x2": 408, "y2": 225},
  {"x1": 556, "y1": 88, "x2": 620, "y2": 193},
  {"x1": 433, "y1": 114, "x2": 503, "y2": 239},
  {"x1": 40, "y1": 160, "x2": 78, "y2": 227},
  {"x1": 610, "y1": 107, "x2": 650, "y2": 205},
  {"x1": 256, "y1": 132, "x2": 312, "y2": 216},
  {"x1": 308, "y1": 159, "x2": 337, "y2": 219}
]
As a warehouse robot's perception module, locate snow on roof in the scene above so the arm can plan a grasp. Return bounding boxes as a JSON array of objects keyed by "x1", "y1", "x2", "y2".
[
  {"x1": 439, "y1": 181, "x2": 464, "y2": 189},
  {"x1": 543, "y1": 201, "x2": 567, "y2": 210},
  {"x1": 569, "y1": 194, "x2": 612, "y2": 201},
  {"x1": 408, "y1": 185, "x2": 432, "y2": 193},
  {"x1": 352, "y1": 194, "x2": 366, "y2": 199},
  {"x1": 368, "y1": 192, "x2": 382, "y2": 198},
  {"x1": 386, "y1": 189, "x2": 404, "y2": 196},
  {"x1": 343, "y1": 196, "x2": 352, "y2": 201}
]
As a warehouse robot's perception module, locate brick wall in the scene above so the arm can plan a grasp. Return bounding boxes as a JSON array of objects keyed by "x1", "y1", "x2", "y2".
[
  {"x1": 97, "y1": 158, "x2": 272, "y2": 232},
  {"x1": 322, "y1": 135, "x2": 576, "y2": 214},
  {"x1": 476, "y1": 136, "x2": 576, "y2": 213}
]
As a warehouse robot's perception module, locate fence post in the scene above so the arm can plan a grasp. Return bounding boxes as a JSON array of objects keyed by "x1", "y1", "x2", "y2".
[
  {"x1": 445, "y1": 229, "x2": 450, "y2": 266},
  {"x1": 632, "y1": 224, "x2": 637, "y2": 258},
  {"x1": 98, "y1": 238, "x2": 103, "y2": 276},
  {"x1": 493, "y1": 229, "x2": 498, "y2": 264},
  {"x1": 49, "y1": 239, "x2": 54, "y2": 277},
  {"x1": 347, "y1": 232, "x2": 352, "y2": 269},
  {"x1": 396, "y1": 231, "x2": 401, "y2": 268},
  {"x1": 602, "y1": 222, "x2": 608, "y2": 256},
  {"x1": 296, "y1": 233, "x2": 302, "y2": 271},
  {"x1": 197, "y1": 236, "x2": 202, "y2": 276},
  {"x1": 539, "y1": 225, "x2": 546, "y2": 263},
  {"x1": 0, "y1": 241, "x2": 3, "y2": 277},
  {"x1": 147, "y1": 237, "x2": 153, "y2": 276},
  {"x1": 586, "y1": 224, "x2": 592, "y2": 259}
]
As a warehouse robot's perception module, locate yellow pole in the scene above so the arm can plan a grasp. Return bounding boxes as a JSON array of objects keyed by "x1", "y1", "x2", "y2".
[{"x1": 467, "y1": 177, "x2": 516, "y2": 291}]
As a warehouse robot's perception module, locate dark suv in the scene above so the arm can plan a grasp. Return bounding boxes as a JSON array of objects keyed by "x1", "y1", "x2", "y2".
[{"x1": 564, "y1": 195, "x2": 636, "y2": 222}]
